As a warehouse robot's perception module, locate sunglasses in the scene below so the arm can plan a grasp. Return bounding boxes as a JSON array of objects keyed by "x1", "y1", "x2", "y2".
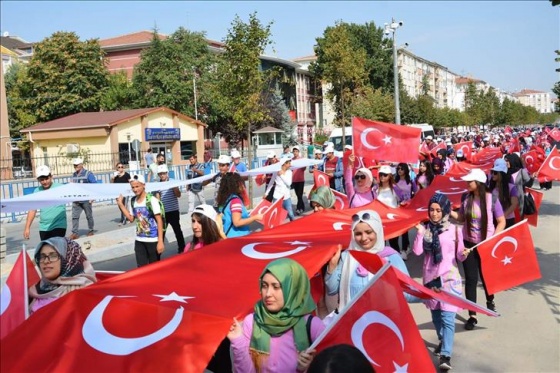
[
  {"x1": 352, "y1": 212, "x2": 371, "y2": 223},
  {"x1": 354, "y1": 174, "x2": 366, "y2": 180},
  {"x1": 218, "y1": 163, "x2": 230, "y2": 167},
  {"x1": 379, "y1": 173, "x2": 389, "y2": 177},
  {"x1": 37, "y1": 176, "x2": 49, "y2": 181},
  {"x1": 491, "y1": 170, "x2": 500, "y2": 175},
  {"x1": 117, "y1": 166, "x2": 124, "y2": 169}
]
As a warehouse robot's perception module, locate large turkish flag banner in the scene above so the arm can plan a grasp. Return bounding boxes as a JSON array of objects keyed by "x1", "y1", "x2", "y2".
[
  {"x1": 1, "y1": 232, "x2": 339, "y2": 372},
  {"x1": 477, "y1": 220, "x2": 541, "y2": 294},
  {"x1": 537, "y1": 147, "x2": 560, "y2": 181},
  {"x1": 312, "y1": 264, "x2": 435, "y2": 373},
  {"x1": 453, "y1": 141, "x2": 473, "y2": 161},
  {"x1": 352, "y1": 117, "x2": 421, "y2": 163},
  {"x1": 0, "y1": 249, "x2": 40, "y2": 340}
]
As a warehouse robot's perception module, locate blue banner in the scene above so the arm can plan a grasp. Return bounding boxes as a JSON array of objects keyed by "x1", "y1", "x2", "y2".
[{"x1": 145, "y1": 128, "x2": 181, "y2": 141}]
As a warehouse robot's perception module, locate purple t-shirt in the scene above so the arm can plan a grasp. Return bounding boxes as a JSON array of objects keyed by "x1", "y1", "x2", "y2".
[
  {"x1": 395, "y1": 179, "x2": 417, "y2": 201},
  {"x1": 460, "y1": 192, "x2": 504, "y2": 243},
  {"x1": 491, "y1": 183, "x2": 518, "y2": 220}
]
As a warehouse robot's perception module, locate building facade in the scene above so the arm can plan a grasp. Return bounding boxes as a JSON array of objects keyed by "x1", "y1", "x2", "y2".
[{"x1": 513, "y1": 89, "x2": 554, "y2": 114}]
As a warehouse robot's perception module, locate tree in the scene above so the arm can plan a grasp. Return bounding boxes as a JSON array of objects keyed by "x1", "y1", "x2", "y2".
[
  {"x1": 24, "y1": 31, "x2": 109, "y2": 122},
  {"x1": 4, "y1": 62, "x2": 36, "y2": 138},
  {"x1": 311, "y1": 21, "x2": 368, "y2": 130},
  {"x1": 260, "y1": 90, "x2": 297, "y2": 145},
  {"x1": 100, "y1": 71, "x2": 134, "y2": 111},
  {"x1": 214, "y1": 12, "x2": 274, "y2": 204},
  {"x1": 349, "y1": 86, "x2": 394, "y2": 123},
  {"x1": 131, "y1": 27, "x2": 218, "y2": 121}
]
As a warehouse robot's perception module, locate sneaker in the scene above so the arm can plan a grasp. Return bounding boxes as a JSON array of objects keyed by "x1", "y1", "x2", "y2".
[
  {"x1": 69, "y1": 233, "x2": 79, "y2": 240},
  {"x1": 433, "y1": 341, "x2": 442, "y2": 356},
  {"x1": 439, "y1": 356, "x2": 452, "y2": 370},
  {"x1": 465, "y1": 316, "x2": 477, "y2": 330},
  {"x1": 400, "y1": 251, "x2": 408, "y2": 261},
  {"x1": 486, "y1": 301, "x2": 497, "y2": 312},
  {"x1": 87, "y1": 231, "x2": 94, "y2": 237}
]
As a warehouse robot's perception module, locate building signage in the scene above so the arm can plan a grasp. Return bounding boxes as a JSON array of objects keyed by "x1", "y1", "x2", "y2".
[{"x1": 145, "y1": 128, "x2": 181, "y2": 141}]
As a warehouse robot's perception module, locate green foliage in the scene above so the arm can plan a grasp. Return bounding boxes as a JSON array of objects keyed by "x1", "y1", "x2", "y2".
[
  {"x1": 131, "y1": 27, "x2": 218, "y2": 121},
  {"x1": 213, "y1": 12, "x2": 273, "y2": 145},
  {"x1": 100, "y1": 71, "x2": 134, "y2": 111},
  {"x1": 313, "y1": 130, "x2": 329, "y2": 145},
  {"x1": 61, "y1": 147, "x2": 91, "y2": 164},
  {"x1": 349, "y1": 86, "x2": 394, "y2": 122},
  {"x1": 4, "y1": 62, "x2": 36, "y2": 138},
  {"x1": 25, "y1": 31, "x2": 109, "y2": 122},
  {"x1": 260, "y1": 90, "x2": 297, "y2": 145}
]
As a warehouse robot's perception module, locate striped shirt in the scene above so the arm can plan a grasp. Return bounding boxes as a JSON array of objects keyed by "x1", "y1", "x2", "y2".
[{"x1": 158, "y1": 180, "x2": 180, "y2": 212}]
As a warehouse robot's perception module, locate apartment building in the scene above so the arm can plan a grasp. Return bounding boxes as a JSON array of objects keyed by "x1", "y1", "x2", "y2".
[{"x1": 513, "y1": 89, "x2": 554, "y2": 114}]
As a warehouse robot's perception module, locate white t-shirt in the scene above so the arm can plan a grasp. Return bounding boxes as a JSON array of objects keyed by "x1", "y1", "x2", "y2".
[
  {"x1": 129, "y1": 195, "x2": 162, "y2": 242},
  {"x1": 377, "y1": 187, "x2": 398, "y2": 208}
]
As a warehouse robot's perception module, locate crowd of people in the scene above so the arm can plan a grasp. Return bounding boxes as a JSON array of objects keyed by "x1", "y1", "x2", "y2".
[{"x1": 18, "y1": 123, "x2": 557, "y2": 372}]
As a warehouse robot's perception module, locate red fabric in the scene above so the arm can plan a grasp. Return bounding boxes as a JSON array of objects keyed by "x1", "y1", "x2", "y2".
[
  {"x1": 1, "y1": 234, "x2": 338, "y2": 372},
  {"x1": 350, "y1": 251, "x2": 498, "y2": 316},
  {"x1": 314, "y1": 264, "x2": 435, "y2": 373},
  {"x1": 508, "y1": 138, "x2": 520, "y2": 154},
  {"x1": 0, "y1": 250, "x2": 39, "y2": 340},
  {"x1": 313, "y1": 169, "x2": 330, "y2": 188},
  {"x1": 522, "y1": 150, "x2": 542, "y2": 175},
  {"x1": 332, "y1": 189, "x2": 349, "y2": 210},
  {"x1": 95, "y1": 271, "x2": 124, "y2": 282},
  {"x1": 250, "y1": 199, "x2": 272, "y2": 217},
  {"x1": 537, "y1": 147, "x2": 560, "y2": 181},
  {"x1": 262, "y1": 197, "x2": 288, "y2": 229},
  {"x1": 453, "y1": 141, "x2": 473, "y2": 161},
  {"x1": 504, "y1": 125, "x2": 512, "y2": 134},
  {"x1": 477, "y1": 220, "x2": 541, "y2": 294},
  {"x1": 254, "y1": 174, "x2": 267, "y2": 186},
  {"x1": 352, "y1": 117, "x2": 421, "y2": 163},
  {"x1": 547, "y1": 128, "x2": 560, "y2": 142},
  {"x1": 471, "y1": 147, "x2": 501, "y2": 166},
  {"x1": 430, "y1": 141, "x2": 446, "y2": 159},
  {"x1": 525, "y1": 188, "x2": 543, "y2": 227}
]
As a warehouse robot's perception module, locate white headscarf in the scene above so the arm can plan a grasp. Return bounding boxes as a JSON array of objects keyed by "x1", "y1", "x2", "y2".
[
  {"x1": 354, "y1": 167, "x2": 374, "y2": 194},
  {"x1": 339, "y1": 210, "x2": 385, "y2": 309}
]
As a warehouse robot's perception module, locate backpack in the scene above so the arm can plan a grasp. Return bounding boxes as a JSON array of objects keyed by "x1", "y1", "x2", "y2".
[
  {"x1": 131, "y1": 193, "x2": 166, "y2": 233},
  {"x1": 216, "y1": 194, "x2": 239, "y2": 238}
]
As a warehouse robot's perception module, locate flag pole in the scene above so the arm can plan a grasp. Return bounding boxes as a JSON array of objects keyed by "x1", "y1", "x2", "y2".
[
  {"x1": 22, "y1": 244, "x2": 30, "y2": 319},
  {"x1": 306, "y1": 262, "x2": 392, "y2": 351},
  {"x1": 465, "y1": 219, "x2": 528, "y2": 253}
]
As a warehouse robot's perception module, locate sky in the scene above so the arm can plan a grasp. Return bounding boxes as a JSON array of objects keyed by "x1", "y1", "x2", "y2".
[{"x1": 1, "y1": 1, "x2": 559, "y2": 94}]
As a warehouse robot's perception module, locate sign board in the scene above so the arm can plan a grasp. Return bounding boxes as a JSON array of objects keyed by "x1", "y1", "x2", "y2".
[
  {"x1": 145, "y1": 128, "x2": 181, "y2": 141},
  {"x1": 131, "y1": 139, "x2": 141, "y2": 152}
]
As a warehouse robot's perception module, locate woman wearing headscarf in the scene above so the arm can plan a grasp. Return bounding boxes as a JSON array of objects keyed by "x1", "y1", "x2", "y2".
[
  {"x1": 309, "y1": 185, "x2": 336, "y2": 212},
  {"x1": 504, "y1": 153, "x2": 533, "y2": 216},
  {"x1": 325, "y1": 210, "x2": 414, "y2": 313},
  {"x1": 413, "y1": 193, "x2": 466, "y2": 371},
  {"x1": 29, "y1": 237, "x2": 96, "y2": 313},
  {"x1": 228, "y1": 258, "x2": 325, "y2": 372},
  {"x1": 432, "y1": 157, "x2": 445, "y2": 176},
  {"x1": 344, "y1": 154, "x2": 376, "y2": 208}
]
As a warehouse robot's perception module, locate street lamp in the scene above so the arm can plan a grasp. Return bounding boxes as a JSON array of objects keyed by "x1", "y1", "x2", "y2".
[
  {"x1": 192, "y1": 67, "x2": 198, "y2": 121},
  {"x1": 384, "y1": 18, "x2": 404, "y2": 124},
  {"x1": 126, "y1": 132, "x2": 131, "y2": 164}
]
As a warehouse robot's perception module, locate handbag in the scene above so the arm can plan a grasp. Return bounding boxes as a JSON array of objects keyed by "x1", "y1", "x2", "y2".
[{"x1": 523, "y1": 191, "x2": 537, "y2": 215}]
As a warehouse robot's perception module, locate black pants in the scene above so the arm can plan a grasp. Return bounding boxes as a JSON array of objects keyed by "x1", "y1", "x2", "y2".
[
  {"x1": 134, "y1": 240, "x2": 160, "y2": 267},
  {"x1": 39, "y1": 228, "x2": 67, "y2": 241},
  {"x1": 388, "y1": 237, "x2": 400, "y2": 252},
  {"x1": 165, "y1": 210, "x2": 185, "y2": 253},
  {"x1": 540, "y1": 181, "x2": 552, "y2": 190},
  {"x1": 462, "y1": 240, "x2": 494, "y2": 316},
  {"x1": 292, "y1": 181, "x2": 305, "y2": 211},
  {"x1": 400, "y1": 231, "x2": 410, "y2": 251}
]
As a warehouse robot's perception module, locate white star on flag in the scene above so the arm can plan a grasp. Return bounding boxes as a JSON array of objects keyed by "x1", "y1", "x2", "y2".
[
  {"x1": 287, "y1": 240, "x2": 311, "y2": 246},
  {"x1": 501, "y1": 256, "x2": 513, "y2": 265},
  {"x1": 393, "y1": 361, "x2": 409, "y2": 372},
  {"x1": 383, "y1": 135, "x2": 392, "y2": 145},
  {"x1": 154, "y1": 292, "x2": 195, "y2": 303}
]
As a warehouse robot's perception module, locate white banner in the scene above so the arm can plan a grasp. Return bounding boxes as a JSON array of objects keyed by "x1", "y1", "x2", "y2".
[{"x1": 239, "y1": 158, "x2": 323, "y2": 177}]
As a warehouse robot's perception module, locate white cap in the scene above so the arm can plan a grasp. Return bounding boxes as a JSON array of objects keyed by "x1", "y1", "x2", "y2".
[
  {"x1": 292, "y1": 145, "x2": 300, "y2": 152},
  {"x1": 314, "y1": 149, "x2": 323, "y2": 155},
  {"x1": 72, "y1": 157, "x2": 84, "y2": 165},
  {"x1": 192, "y1": 204, "x2": 217, "y2": 221},
  {"x1": 344, "y1": 145, "x2": 353, "y2": 150},
  {"x1": 279, "y1": 157, "x2": 292, "y2": 166},
  {"x1": 157, "y1": 164, "x2": 169, "y2": 173},
  {"x1": 130, "y1": 174, "x2": 146, "y2": 184},
  {"x1": 36, "y1": 165, "x2": 51, "y2": 178},
  {"x1": 266, "y1": 151, "x2": 276, "y2": 159},
  {"x1": 461, "y1": 168, "x2": 487, "y2": 183},
  {"x1": 426, "y1": 135, "x2": 433, "y2": 140},
  {"x1": 230, "y1": 150, "x2": 241, "y2": 159},
  {"x1": 323, "y1": 146, "x2": 334, "y2": 154},
  {"x1": 379, "y1": 165, "x2": 392, "y2": 175},
  {"x1": 217, "y1": 155, "x2": 232, "y2": 164}
]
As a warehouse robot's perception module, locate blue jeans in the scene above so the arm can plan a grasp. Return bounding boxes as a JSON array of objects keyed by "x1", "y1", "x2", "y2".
[
  {"x1": 275, "y1": 198, "x2": 295, "y2": 221},
  {"x1": 431, "y1": 310, "x2": 456, "y2": 357}
]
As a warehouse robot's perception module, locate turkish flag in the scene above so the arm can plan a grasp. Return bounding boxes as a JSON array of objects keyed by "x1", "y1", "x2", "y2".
[
  {"x1": 314, "y1": 169, "x2": 330, "y2": 188},
  {"x1": 250, "y1": 198, "x2": 272, "y2": 217},
  {"x1": 352, "y1": 117, "x2": 421, "y2": 164},
  {"x1": 525, "y1": 188, "x2": 543, "y2": 227},
  {"x1": 453, "y1": 141, "x2": 473, "y2": 161},
  {"x1": 471, "y1": 147, "x2": 501, "y2": 166},
  {"x1": 350, "y1": 251, "x2": 498, "y2": 317},
  {"x1": 508, "y1": 138, "x2": 520, "y2": 154},
  {"x1": 1, "y1": 232, "x2": 339, "y2": 372},
  {"x1": 414, "y1": 174, "x2": 469, "y2": 209},
  {"x1": 262, "y1": 197, "x2": 288, "y2": 229},
  {"x1": 547, "y1": 128, "x2": 560, "y2": 142},
  {"x1": 254, "y1": 174, "x2": 267, "y2": 186},
  {"x1": 0, "y1": 249, "x2": 40, "y2": 340},
  {"x1": 95, "y1": 270, "x2": 125, "y2": 282},
  {"x1": 476, "y1": 220, "x2": 541, "y2": 294},
  {"x1": 332, "y1": 189, "x2": 349, "y2": 210},
  {"x1": 430, "y1": 141, "x2": 446, "y2": 159},
  {"x1": 522, "y1": 150, "x2": 543, "y2": 174},
  {"x1": 311, "y1": 263, "x2": 435, "y2": 373},
  {"x1": 537, "y1": 147, "x2": 560, "y2": 181}
]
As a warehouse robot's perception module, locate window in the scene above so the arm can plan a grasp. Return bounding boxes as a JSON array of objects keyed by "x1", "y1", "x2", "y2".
[{"x1": 180, "y1": 141, "x2": 195, "y2": 160}]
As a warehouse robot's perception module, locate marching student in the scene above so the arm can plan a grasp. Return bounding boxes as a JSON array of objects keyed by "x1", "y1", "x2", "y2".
[{"x1": 155, "y1": 164, "x2": 185, "y2": 254}]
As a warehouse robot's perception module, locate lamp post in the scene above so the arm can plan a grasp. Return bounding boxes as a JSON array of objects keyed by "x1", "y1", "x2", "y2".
[
  {"x1": 126, "y1": 132, "x2": 132, "y2": 164},
  {"x1": 192, "y1": 67, "x2": 198, "y2": 121},
  {"x1": 384, "y1": 18, "x2": 404, "y2": 124}
]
